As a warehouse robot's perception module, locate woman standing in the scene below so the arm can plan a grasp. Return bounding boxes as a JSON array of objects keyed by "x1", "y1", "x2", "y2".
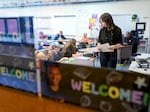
[{"x1": 97, "y1": 13, "x2": 122, "y2": 69}]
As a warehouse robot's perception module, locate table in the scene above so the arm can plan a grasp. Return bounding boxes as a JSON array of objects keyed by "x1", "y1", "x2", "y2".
[
  {"x1": 58, "y1": 56, "x2": 95, "y2": 67},
  {"x1": 128, "y1": 61, "x2": 150, "y2": 75},
  {"x1": 128, "y1": 53, "x2": 150, "y2": 75}
]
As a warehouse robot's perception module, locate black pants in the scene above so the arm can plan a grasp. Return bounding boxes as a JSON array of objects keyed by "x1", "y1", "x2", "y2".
[{"x1": 100, "y1": 52, "x2": 117, "y2": 69}]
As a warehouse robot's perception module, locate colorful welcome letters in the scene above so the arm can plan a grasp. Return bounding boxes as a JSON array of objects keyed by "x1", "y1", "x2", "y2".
[{"x1": 41, "y1": 61, "x2": 150, "y2": 112}]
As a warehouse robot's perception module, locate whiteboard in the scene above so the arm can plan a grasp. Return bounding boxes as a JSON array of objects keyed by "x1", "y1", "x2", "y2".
[
  {"x1": 52, "y1": 15, "x2": 76, "y2": 36},
  {"x1": 112, "y1": 14, "x2": 132, "y2": 35},
  {"x1": 34, "y1": 17, "x2": 51, "y2": 29}
]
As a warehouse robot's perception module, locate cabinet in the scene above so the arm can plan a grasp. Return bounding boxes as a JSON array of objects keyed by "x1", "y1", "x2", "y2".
[
  {"x1": 137, "y1": 39, "x2": 148, "y2": 54},
  {"x1": 145, "y1": 38, "x2": 150, "y2": 53}
]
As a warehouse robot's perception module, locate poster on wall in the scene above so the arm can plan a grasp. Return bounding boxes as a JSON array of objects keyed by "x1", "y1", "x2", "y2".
[
  {"x1": 40, "y1": 61, "x2": 150, "y2": 112},
  {"x1": 6, "y1": 18, "x2": 21, "y2": 42},
  {"x1": 7, "y1": 18, "x2": 18, "y2": 35},
  {"x1": 89, "y1": 14, "x2": 100, "y2": 38},
  {"x1": 0, "y1": 18, "x2": 21, "y2": 43}
]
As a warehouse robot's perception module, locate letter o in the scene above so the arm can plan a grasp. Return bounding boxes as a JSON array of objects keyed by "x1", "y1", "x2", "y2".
[
  {"x1": 16, "y1": 69, "x2": 22, "y2": 79},
  {"x1": 108, "y1": 86, "x2": 119, "y2": 99}
]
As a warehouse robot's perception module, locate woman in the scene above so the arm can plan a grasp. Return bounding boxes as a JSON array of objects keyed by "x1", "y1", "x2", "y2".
[
  {"x1": 61, "y1": 38, "x2": 77, "y2": 57},
  {"x1": 97, "y1": 13, "x2": 122, "y2": 69}
]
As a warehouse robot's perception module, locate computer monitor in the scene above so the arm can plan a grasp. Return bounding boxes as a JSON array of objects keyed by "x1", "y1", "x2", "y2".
[{"x1": 136, "y1": 22, "x2": 146, "y2": 34}]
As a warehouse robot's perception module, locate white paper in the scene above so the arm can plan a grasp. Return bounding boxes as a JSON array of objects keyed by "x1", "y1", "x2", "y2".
[
  {"x1": 98, "y1": 43, "x2": 114, "y2": 52},
  {"x1": 135, "y1": 54, "x2": 150, "y2": 60}
]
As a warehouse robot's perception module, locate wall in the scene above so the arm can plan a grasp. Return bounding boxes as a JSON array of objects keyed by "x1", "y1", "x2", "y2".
[{"x1": 0, "y1": 0, "x2": 150, "y2": 39}]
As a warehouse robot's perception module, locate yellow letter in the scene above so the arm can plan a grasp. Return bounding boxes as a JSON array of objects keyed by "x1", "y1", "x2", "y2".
[
  {"x1": 16, "y1": 69, "x2": 22, "y2": 79},
  {"x1": 82, "y1": 81, "x2": 91, "y2": 94},
  {"x1": 108, "y1": 86, "x2": 120, "y2": 99},
  {"x1": 0, "y1": 67, "x2": 7, "y2": 75}
]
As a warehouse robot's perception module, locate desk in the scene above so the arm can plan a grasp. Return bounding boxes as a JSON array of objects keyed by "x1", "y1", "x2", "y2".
[
  {"x1": 128, "y1": 53, "x2": 150, "y2": 75},
  {"x1": 58, "y1": 47, "x2": 99, "y2": 67},
  {"x1": 74, "y1": 56, "x2": 95, "y2": 67},
  {"x1": 58, "y1": 56, "x2": 95, "y2": 67},
  {"x1": 128, "y1": 61, "x2": 150, "y2": 75}
]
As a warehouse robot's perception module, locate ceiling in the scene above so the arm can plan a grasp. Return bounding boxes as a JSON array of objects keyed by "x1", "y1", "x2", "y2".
[{"x1": 0, "y1": 0, "x2": 135, "y2": 8}]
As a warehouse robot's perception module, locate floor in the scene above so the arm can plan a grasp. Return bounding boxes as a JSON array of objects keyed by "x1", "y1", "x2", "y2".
[{"x1": 0, "y1": 86, "x2": 97, "y2": 112}]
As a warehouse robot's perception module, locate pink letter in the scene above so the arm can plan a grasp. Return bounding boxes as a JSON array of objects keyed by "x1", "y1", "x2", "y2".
[
  {"x1": 132, "y1": 90, "x2": 143, "y2": 105},
  {"x1": 71, "y1": 79, "x2": 82, "y2": 91}
]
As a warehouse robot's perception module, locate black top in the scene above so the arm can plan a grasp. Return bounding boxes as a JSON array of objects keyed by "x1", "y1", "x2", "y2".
[
  {"x1": 42, "y1": 82, "x2": 64, "y2": 100},
  {"x1": 123, "y1": 36, "x2": 139, "y2": 45},
  {"x1": 98, "y1": 25, "x2": 122, "y2": 45},
  {"x1": 52, "y1": 51, "x2": 62, "y2": 62},
  {"x1": 54, "y1": 34, "x2": 66, "y2": 40},
  {"x1": 123, "y1": 36, "x2": 139, "y2": 54},
  {"x1": 63, "y1": 46, "x2": 77, "y2": 57}
]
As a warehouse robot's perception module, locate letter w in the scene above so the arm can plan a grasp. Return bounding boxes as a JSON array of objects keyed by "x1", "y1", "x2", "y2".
[{"x1": 71, "y1": 79, "x2": 82, "y2": 91}]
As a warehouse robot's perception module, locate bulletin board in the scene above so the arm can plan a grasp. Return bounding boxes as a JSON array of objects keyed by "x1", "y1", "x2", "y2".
[
  {"x1": 6, "y1": 18, "x2": 18, "y2": 34},
  {"x1": 0, "y1": 19, "x2": 5, "y2": 34}
]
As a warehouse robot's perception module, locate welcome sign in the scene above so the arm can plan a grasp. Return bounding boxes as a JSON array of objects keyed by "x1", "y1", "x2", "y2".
[
  {"x1": 0, "y1": 66, "x2": 36, "y2": 82},
  {"x1": 41, "y1": 61, "x2": 150, "y2": 112},
  {"x1": 0, "y1": 44, "x2": 37, "y2": 93}
]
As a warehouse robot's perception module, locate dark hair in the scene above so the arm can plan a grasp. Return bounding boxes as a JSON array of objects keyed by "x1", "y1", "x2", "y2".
[
  {"x1": 45, "y1": 62, "x2": 60, "y2": 85},
  {"x1": 100, "y1": 13, "x2": 115, "y2": 29},
  {"x1": 62, "y1": 38, "x2": 77, "y2": 57},
  {"x1": 45, "y1": 62, "x2": 59, "y2": 73}
]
